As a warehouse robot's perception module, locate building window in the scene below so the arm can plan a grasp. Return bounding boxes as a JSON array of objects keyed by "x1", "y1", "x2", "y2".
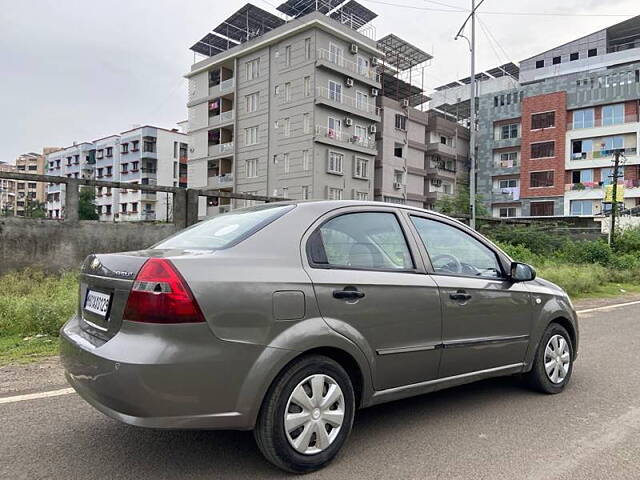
[
  {"x1": 588, "y1": 48, "x2": 597, "y2": 57},
  {"x1": 328, "y1": 151, "x2": 344, "y2": 174},
  {"x1": 97, "y1": 149, "x2": 104, "y2": 159},
  {"x1": 284, "y1": 45, "x2": 291, "y2": 66},
  {"x1": 570, "y1": 52, "x2": 579, "y2": 61},
  {"x1": 302, "y1": 185, "x2": 310, "y2": 200},
  {"x1": 356, "y1": 91, "x2": 369, "y2": 111},
  {"x1": 355, "y1": 191, "x2": 368, "y2": 201},
  {"x1": 283, "y1": 153, "x2": 290, "y2": 174},
  {"x1": 571, "y1": 169, "x2": 593, "y2": 184},
  {"x1": 531, "y1": 111, "x2": 555, "y2": 129},
  {"x1": 132, "y1": 140, "x2": 139, "y2": 151},
  {"x1": 246, "y1": 58, "x2": 260, "y2": 80},
  {"x1": 354, "y1": 157, "x2": 368, "y2": 179},
  {"x1": 121, "y1": 163, "x2": 128, "y2": 173},
  {"x1": 499, "y1": 207, "x2": 517, "y2": 218},
  {"x1": 531, "y1": 141, "x2": 555, "y2": 159},
  {"x1": 106, "y1": 147, "x2": 113, "y2": 157},
  {"x1": 303, "y1": 150, "x2": 310, "y2": 171},
  {"x1": 530, "y1": 170, "x2": 554, "y2": 188},
  {"x1": 305, "y1": 38, "x2": 311, "y2": 60},
  {"x1": 131, "y1": 202, "x2": 138, "y2": 213},
  {"x1": 572, "y1": 108, "x2": 594, "y2": 129},
  {"x1": 394, "y1": 142, "x2": 404, "y2": 158},
  {"x1": 395, "y1": 114, "x2": 407, "y2": 130},
  {"x1": 498, "y1": 178, "x2": 518, "y2": 189},
  {"x1": 303, "y1": 113, "x2": 310, "y2": 134},
  {"x1": 284, "y1": 82, "x2": 291, "y2": 102},
  {"x1": 329, "y1": 42, "x2": 343, "y2": 65},
  {"x1": 132, "y1": 161, "x2": 139, "y2": 172},
  {"x1": 246, "y1": 92, "x2": 259, "y2": 113},
  {"x1": 498, "y1": 151, "x2": 518, "y2": 167},
  {"x1": 552, "y1": 56, "x2": 561, "y2": 65},
  {"x1": 245, "y1": 126, "x2": 259, "y2": 146},
  {"x1": 394, "y1": 169, "x2": 404, "y2": 186},
  {"x1": 245, "y1": 158, "x2": 258, "y2": 178},
  {"x1": 304, "y1": 76, "x2": 311, "y2": 96},
  {"x1": 535, "y1": 59, "x2": 544, "y2": 69},
  {"x1": 327, "y1": 187, "x2": 343, "y2": 200},
  {"x1": 602, "y1": 103, "x2": 624, "y2": 126},
  {"x1": 601, "y1": 166, "x2": 624, "y2": 185},
  {"x1": 328, "y1": 80, "x2": 342, "y2": 102},
  {"x1": 327, "y1": 117, "x2": 342, "y2": 137},
  {"x1": 499, "y1": 123, "x2": 519, "y2": 139},
  {"x1": 143, "y1": 140, "x2": 155, "y2": 153},
  {"x1": 530, "y1": 201, "x2": 555, "y2": 216},
  {"x1": 283, "y1": 117, "x2": 291, "y2": 137},
  {"x1": 121, "y1": 203, "x2": 127, "y2": 213},
  {"x1": 274, "y1": 84, "x2": 280, "y2": 96},
  {"x1": 121, "y1": 143, "x2": 129, "y2": 154},
  {"x1": 570, "y1": 200, "x2": 593, "y2": 216}
]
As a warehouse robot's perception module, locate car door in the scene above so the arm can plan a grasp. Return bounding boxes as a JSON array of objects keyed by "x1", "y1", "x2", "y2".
[
  {"x1": 302, "y1": 207, "x2": 442, "y2": 391},
  {"x1": 407, "y1": 214, "x2": 533, "y2": 378}
]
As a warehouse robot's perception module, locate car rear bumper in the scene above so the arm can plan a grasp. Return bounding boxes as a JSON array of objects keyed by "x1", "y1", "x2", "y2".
[{"x1": 60, "y1": 314, "x2": 286, "y2": 430}]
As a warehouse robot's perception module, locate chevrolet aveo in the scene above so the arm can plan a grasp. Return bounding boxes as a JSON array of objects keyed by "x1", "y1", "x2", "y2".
[{"x1": 61, "y1": 201, "x2": 579, "y2": 473}]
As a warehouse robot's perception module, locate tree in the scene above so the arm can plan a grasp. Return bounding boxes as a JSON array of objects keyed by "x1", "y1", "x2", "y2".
[
  {"x1": 78, "y1": 187, "x2": 99, "y2": 220},
  {"x1": 434, "y1": 185, "x2": 489, "y2": 217},
  {"x1": 25, "y1": 199, "x2": 46, "y2": 218}
]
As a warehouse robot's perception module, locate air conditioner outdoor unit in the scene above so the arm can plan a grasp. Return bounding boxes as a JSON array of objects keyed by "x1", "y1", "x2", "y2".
[
  {"x1": 402, "y1": 99, "x2": 410, "y2": 108},
  {"x1": 345, "y1": 77, "x2": 354, "y2": 87},
  {"x1": 369, "y1": 124, "x2": 377, "y2": 134},
  {"x1": 350, "y1": 44, "x2": 358, "y2": 54},
  {"x1": 371, "y1": 87, "x2": 379, "y2": 96},
  {"x1": 345, "y1": 117, "x2": 353, "y2": 127},
  {"x1": 371, "y1": 57, "x2": 379, "y2": 65},
  {"x1": 393, "y1": 182, "x2": 402, "y2": 189}
]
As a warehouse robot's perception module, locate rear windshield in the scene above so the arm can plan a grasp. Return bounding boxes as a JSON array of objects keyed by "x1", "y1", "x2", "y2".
[{"x1": 154, "y1": 204, "x2": 295, "y2": 250}]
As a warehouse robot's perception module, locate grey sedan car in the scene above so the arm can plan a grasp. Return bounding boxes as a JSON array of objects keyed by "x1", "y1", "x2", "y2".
[{"x1": 61, "y1": 201, "x2": 578, "y2": 473}]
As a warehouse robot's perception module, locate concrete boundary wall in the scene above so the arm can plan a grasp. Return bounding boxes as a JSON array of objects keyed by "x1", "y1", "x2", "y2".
[{"x1": 0, "y1": 218, "x2": 178, "y2": 274}]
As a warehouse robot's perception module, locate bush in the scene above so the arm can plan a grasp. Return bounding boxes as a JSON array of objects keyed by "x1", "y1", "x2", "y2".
[
  {"x1": 494, "y1": 242, "x2": 542, "y2": 267},
  {"x1": 486, "y1": 225, "x2": 567, "y2": 255},
  {"x1": 559, "y1": 239, "x2": 612, "y2": 266},
  {"x1": 536, "y1": 264, "x2": 609, "y2": 296},
  {"x1": 615, "y1": 227, "x2": 640, "y2": 255},
  {"x1": 0, "y1": 270, "x2": 78, "y2": 337}
]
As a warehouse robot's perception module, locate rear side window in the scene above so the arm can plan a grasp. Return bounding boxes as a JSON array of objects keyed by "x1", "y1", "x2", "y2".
[
  {"x1": 155, "y1": 204, "x2": 295, "y2": 250},
  {"x1": 410, "y1": 216, "x2": 503, "y2": 278},
  {"x1": 308, "y1": 212, "x2": 414, "y2": 271}
]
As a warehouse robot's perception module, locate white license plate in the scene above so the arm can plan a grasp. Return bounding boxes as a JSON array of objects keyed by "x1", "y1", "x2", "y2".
[{"x1": 84, "y1": 290, "x2": 111, "y2": 317}]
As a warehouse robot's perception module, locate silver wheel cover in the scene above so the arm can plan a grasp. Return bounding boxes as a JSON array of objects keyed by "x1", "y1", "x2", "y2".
[
  {"x1": 544, "y1": 334, "x2": 571, "y2": 384},
  {"x1": 284, "y1": 374, "x2": 345, "y2": 455}
]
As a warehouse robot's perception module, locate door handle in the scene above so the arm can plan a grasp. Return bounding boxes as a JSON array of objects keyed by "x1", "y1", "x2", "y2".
[
  {"x1": 333, "y1": 288, "x2": 365, "y2": 300},
  {"x1": 449, "y1": 290, "x2": 472, "y2": 301}
]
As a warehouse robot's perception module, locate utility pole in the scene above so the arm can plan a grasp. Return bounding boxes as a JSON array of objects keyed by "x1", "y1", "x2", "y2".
[
  {"x1": 609, "y1": 149, "x2": 624, "y2": 247},
  {"x1": 455, "y1": 0, "x2": 484, "y2": 230}
]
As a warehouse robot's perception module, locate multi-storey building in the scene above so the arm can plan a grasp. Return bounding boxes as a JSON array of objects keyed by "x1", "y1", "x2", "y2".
[
  {"x1": 435, "y1": 15, "x2": 640, "y2": 218},
  {"x1": 14, "y1": 150, "x2": 53, "y2": 216},
  {"x1": 0, "y1": 162, "x2": 17, "y2": 216},
  {"x1": 187, "y1": 3, "x2": 381, "y2": 216},
  {"x1": 45, "y1": 126, "x2": 188, "y2": 221}
]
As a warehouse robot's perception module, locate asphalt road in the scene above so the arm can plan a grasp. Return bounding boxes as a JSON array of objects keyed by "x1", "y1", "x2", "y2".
[{"x1": 2, "y1": 302, "x2": 640, "y2": 480}]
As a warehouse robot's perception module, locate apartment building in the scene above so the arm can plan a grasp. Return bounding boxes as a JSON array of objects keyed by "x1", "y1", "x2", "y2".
[
  {"x1": 14, "y1": 151, "x2": 52, "y2": 216},
  {"x1": 187, "y1": 3, "x2": 381, "y2": 215},
  {"x1": 45, "y1": 126, "x2": 188, "y2": 221},
  {"x1": 0, "y1": 162, "x2": 16, "y2": 215},
  {"x1": 434, "y1": 15, "x2": 640, "y2": 218}
]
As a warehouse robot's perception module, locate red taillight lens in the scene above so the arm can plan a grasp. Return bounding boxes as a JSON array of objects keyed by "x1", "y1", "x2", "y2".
[{"x1": 123, "y1": 258, "x2": 205, "y2": 324}]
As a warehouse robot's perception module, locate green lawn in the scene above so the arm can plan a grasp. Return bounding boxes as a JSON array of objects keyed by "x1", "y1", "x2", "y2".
[{"x1": 0, "y1": 335, "x2": 59, "y2": 365}]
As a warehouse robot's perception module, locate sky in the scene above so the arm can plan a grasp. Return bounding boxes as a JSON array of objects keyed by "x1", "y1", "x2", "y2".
[{"x1": 0, "y1": 0, "x2": 637, "y2": 162}]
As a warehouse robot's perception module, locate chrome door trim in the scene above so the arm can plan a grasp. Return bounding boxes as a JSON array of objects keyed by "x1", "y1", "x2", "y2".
[
  {"x1": 376, "y1": 343, "x2": 441, "y2": 355},
  {"x1": 443, "y1": 334, "x2": 529, "y2": 349}
]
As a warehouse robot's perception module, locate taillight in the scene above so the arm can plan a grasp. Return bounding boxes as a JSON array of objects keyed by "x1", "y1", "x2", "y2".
[{"x1": 123, "y1": 258, "x2": 205, "y2": 324}]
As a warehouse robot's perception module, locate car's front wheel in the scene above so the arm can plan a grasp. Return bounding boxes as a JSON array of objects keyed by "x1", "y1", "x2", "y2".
[
  {"x1": 254, "y1": 355, "x2": 355, "y2": 473},
  {"x1": 526, "y1": 323, "x2": 574, "y2": 394}
]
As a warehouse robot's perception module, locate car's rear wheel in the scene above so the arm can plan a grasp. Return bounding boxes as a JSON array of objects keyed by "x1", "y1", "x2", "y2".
[
  {"x1": 254, "y1": 355, "x2": 355, "y2": 473},
  {"x1": 526, "y1": 323, "x2": 574, "y2": 394}
]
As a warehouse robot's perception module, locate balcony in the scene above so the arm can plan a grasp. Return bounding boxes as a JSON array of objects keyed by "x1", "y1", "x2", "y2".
[
  {"x1": 140, "y1": 211, "x2": 156, "y2": 221},
  {"x1": 426, "y1": 164, "x2": 457, "y2": 179},
  {"x1": 565, "y1": 180, "x2": 640, "y2": 192},
  {"x1": 316, "y1": 49, "x2": 380, "y2": 87},
  {"x1": 567, "y1": 114, "x2": 638, "y2": 130},
  {"x1": 493, "y1": 159, "x2": 520, "y2": 169},
  {"x1": 314, "y1": 125, "x2": 377, "y2": 154},
  {"x1": 209, "y1": 77, "x2": 234, "y2": 97},
  {"x1": 426, "y1": 142, "x2": 458, "y2": 158},
  {"x1": 208, "y1": 142, "x2": 234, "y2": 157},
  {"x1": 207, "y1": 174, "x2": 234, "y2": 189},
  {"x1": 570, "y1": 147, "x2": 637, "y2": 161},
  {"x1": 209, "y1": 109, "x2": 235, "y2": 127},
  {"x1": 315, "y1": 87, "x2": 380, "y2": 121},
  {"x1": 492, "y1": 188, "x2": 520, "y2": 202}
]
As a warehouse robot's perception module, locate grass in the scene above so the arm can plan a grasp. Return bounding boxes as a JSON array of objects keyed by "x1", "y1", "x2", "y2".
[{"x1": 0, "y1": 335, "x2": 59, "y2": 365}]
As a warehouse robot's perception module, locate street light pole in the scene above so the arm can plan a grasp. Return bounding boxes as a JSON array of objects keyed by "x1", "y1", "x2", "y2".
[{"x1": 456, "y1": 0, "x2": 484, "y2": 230}]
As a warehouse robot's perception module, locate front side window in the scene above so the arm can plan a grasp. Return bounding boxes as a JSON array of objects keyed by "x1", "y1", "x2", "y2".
[
  {"x1": 309, "y1": 212, "x2": 413, "y2": 271},
  {"x1": 156, "y1": 204, "x2": 295, "y2": 250},
  {"x1": 410, "y1": 217, "x2": 502, "y2": 278}
]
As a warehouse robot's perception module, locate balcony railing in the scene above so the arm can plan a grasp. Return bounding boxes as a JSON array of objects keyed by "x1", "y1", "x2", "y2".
[
  {"x1": 567, "y1": 114, "x2": 638, "y2": 130},
  {"x1": 566, "y1": 179, "x2": 640, "y2": 191},
  {"x1": 491, "y1": 188, "x2": 520, "y2": 201},
  {"x1": 209, "y1": 78, "x2": 234, "y2": 94},
  {"x1": 317, "y1": 49, "x2": 380, "y2": 82},
  {"x1": 209, "y1": 109, "x2": 235, "y2": 126},
  {"x1": 315, "y1": 125, "x2": 376, "y2": 150},
  {"x1": 316, "y1": 87, "x2": 379, "y2": 116},
  {"x1": 207, "y1": 174, "x2": 234, "y2": 188},
  {"x1": 493, "y1": 159, "x2": 520, "y2": 169},
  {"x1": 208, "y1": 142, "x2": 234, "y2": 156},
  {"x1": 570, "y1": 147, "x2": 637, "y2": 161}
]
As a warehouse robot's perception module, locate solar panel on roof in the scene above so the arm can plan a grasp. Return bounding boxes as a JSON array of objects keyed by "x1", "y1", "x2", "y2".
[
  {"x1": 380, "y1": 71, "x2": 430, "y2": 107},
  {"x1": 330, "y1": 0, "x2": 377, "y2": 29},
  {"x1": 214, "y1": 3, "x2": 286, "y2": 43},
  {"x1": 190, "y1": 33, "x2": 239, "y2": 57},
  {"x1": 377, "y1": 34, "x2": 432, "y2": 71},
  {"x1": 277, "y1": 0, "x2": 347, "y2": 17}
]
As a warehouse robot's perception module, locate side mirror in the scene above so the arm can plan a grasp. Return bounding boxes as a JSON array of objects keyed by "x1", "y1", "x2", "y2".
[{"x1": 510, "y1": 262, "x2": 536, "y2": 282}]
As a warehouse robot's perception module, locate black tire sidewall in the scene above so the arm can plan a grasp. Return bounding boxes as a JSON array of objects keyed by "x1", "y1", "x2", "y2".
[
  {"x1": 533, "y1": 324, "x2": 574, "y2": 394},
  {"x1": 258, "y1": 355, "x2": 355, "y2": 473}
]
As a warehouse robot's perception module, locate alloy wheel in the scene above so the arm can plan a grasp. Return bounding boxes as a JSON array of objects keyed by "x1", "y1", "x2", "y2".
[{"x1": 284, "y1": 374, "x2": 345, "y2": 455}]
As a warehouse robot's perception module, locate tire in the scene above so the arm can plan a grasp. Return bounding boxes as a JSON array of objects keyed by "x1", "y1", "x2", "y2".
[
  {"x1": 526, "y1": 323, "x2": 574, "y2": 394},
  {"x1": 254, "y1": 355, "x2": 355, "y2": 473}
]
